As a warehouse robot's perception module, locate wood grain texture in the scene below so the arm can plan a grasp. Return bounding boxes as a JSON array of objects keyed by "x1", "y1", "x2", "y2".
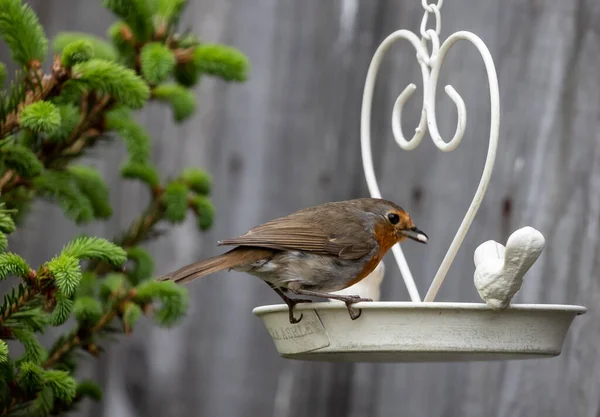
[{"x1": 2, "y1": 0, "x2": 599, "y2": 416}]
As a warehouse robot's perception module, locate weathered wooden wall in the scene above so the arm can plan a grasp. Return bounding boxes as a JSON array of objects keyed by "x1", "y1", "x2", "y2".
[{"x1": 2, "y1": 0, "x2": 600, "y2": 416}]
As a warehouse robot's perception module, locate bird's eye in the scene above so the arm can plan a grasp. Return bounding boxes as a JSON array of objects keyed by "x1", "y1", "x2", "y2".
[{"x1": 387, "y1": 213, "x2": 400, "y2": 225}]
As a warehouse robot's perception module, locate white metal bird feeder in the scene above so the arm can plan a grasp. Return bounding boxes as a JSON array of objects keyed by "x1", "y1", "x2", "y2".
[{"x1": 253, "y1": 0, "x2": 585, "y2": 361}]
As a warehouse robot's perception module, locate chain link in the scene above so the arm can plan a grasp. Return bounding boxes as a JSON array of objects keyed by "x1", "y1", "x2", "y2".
[
  {"x1": 420, "y1": 0, "x2": 443, "y2": 41},
  {"x1": 421, "y1": 0, "x2": 443, "y2": 12}
]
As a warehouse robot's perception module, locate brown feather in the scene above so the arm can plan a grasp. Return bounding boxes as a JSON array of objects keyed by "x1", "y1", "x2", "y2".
[
  {"x1": 217, "y1": 204, "x2": 375, "y2": 260},
  {"x1": 156, "y1": 247, "x2": 273, "y2": 284}
]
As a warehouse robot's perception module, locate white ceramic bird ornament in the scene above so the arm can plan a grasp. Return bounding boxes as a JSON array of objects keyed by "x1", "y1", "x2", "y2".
[{"x1": 474, "y1": 226, "x2": 545, "y2": 309}]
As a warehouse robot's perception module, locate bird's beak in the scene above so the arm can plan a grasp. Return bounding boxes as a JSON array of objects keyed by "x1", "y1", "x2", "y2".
[{"x1": 401, "y1": 226, "x2": 428, "y2": 244}]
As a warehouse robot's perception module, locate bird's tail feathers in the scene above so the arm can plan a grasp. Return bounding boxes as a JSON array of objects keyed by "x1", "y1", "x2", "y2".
[{"x1": 156, "y1": 249, "x2": 241, "y2": 284}]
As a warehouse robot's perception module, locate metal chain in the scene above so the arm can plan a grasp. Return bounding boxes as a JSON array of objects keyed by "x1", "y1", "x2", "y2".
[
  {"x1": 418, "y1": 0, "x2": 443, "y2": 65},
  {"x1": 420, "y1": 0, "x2": 443, "y2": 41}
]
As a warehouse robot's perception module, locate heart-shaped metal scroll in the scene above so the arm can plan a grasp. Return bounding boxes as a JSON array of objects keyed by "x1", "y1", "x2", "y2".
[{"x1": 360, "y1": 29, "x2": 500, "y2": 302}]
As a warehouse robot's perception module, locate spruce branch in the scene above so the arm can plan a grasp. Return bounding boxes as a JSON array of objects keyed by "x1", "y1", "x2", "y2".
[
  {"x1": 116, "y1": 199, "x2": 164, "y2": 248},
  {"x1": 19, "y1": 101, "x2": 61, "y2": 134},
  {"x1": 43, "y1": 288, "x2": 136, "y2": 369},
  {"x1": 103, "y1": 0, "x2": 154, "y2": 43},
  {"x1": 1, "y1": 56, "x2": 69, "y2": 137},
  {"x1": 151, "y1": 82, "x2": 195, "y2": 122},
  {"x1": 140, "y1": 43, "x2": 175, "y2": 84},
  {"x1": 0, "y1": 282, "x2": 37, "y2": 326},
  {"x1": 0, "y1": 2, "x2": 249, "y2": 414},
  {"x1": 0, "y1": 0, "x2": 48, "y2": 66},
  {"x1": 53, "y1": 32, "x2": 118, "y2": 62},
  {"x1": 71, "y1": 59, "x2": 150, "y2": 109},
  {"x1": 0, "y1": 62, "x2": 6, "y2": 86}
]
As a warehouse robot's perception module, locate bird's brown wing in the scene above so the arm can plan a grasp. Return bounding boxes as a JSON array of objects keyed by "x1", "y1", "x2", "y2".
[{"x1": 217, "y1": 211, "x2": 374, "y2": 260}]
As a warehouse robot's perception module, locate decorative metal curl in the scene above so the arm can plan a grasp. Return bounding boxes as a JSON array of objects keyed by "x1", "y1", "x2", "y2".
[{"x1": 360, "y1": 29, "x2": 500, "y2": 302}]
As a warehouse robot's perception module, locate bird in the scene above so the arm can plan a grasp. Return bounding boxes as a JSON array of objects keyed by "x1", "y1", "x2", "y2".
[{"x1": 157, "y1": 198, "x2": 428, "y2": 324}]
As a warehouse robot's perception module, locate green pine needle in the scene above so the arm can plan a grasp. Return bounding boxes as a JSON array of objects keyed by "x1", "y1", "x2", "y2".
[
  {"x1": 0, "y1": 340, "x2": 7, "y2": 364},
  {"x1": 0, "y1": 284, "x2": 42, "y2": 330},
  {"x1": 99, "y1": 273, "x2": 126, "y2": 301},
  {"x1": 180, "y1": 167, "x2": 211, "y2": 195},
  {"x1": 193, "y1": 44, "x2": 249, "y2": 82},
  {"x1": 60, "y1": 40, "x2": 94, "y2": 67},
  {"x1": 47, "y1": 255, "x2": 81, "y2": 297},
  {"x1": 18, "y1": 361, "x2": 44, "y2": 391},
  {"x1": 140, "y1": 43, "x2": 175, "y2": 84},
  {"x1": 68, "y1": 165, "x2": 113, "y2": 219},
  {"x1": 152, "y1": 83, "x2": 196, "y2": 122},
  {"x1": 43, "y1": 369, "x2": 76, "y2": 404},
  {"x1": 49, "y1": 291, "x2": 74, "y2": 326},
  {"x1": 133, "y1": 280, "x2": 162, "y2": 300},
  {"x1": 103, "y1": 0, "x2": 153, "y2": 42},
  {"x1": 1, "y1": 186, "x2": 33, "y2": 225},
  {"x1": 105, "y1": 107, "x2": 151, "y2": 163},
  {"x1": 162, "y1": 182, "x2": 189, "y2": 223},
  {"x1": 7, "y1": 307, "x2": 47, "y2": 333},
  {"x1": 45, "y1": 103, "x2": 80, "y2": 142},
  {"x1": 134, "y1": 280, "x2": 188, "y2": 327},
  {"x1": 152, "y1": 0, "x2": 188, "y2": 28},
  {"x1": 53, "y1": 32, "x2": 117, "y2": 62},
  {"x1": 123, "y1": 301, "x2": 142, "y2": 330},
  {"x1": 107, "y1": 21, "x2": 137, "y2": 68},
  {"x1": 0, "y1": 206, "x2": 16, "y2": 234},
  {"x1": 61, "y1": 236, "x2": 127, "y2": 266},
  {"x1": 0, "y1": 62, "x2": 6, "y2": 86},
  {"x1": 0, "y1": 143, "x2": 43, "y2": 178},
  {"x1": 12, "y1": 328, "x2": 46, "y2": 364},
  {"x1": 73, "y1": 296, "x2": 103, "y2": 323},
  {"x1": 29, "y1": 386, "x2": 55, "y2": 417},
  {"x1": 173, "y1": 60, "x2": 199, "y2": 87},
  {"x1": 50, "y1": 80, "x2": 84, "y2": 106},
  {"x1": 19, "y1": 101, "x2": 62, "y2": 134},
  {"x1": 76, "y1": 380, "x2": 103, "y2": 402},
  {"x1": 76, "y1": 272, "x2": 97, "y2": 298},
  {"x1": 190, "y1": 195, "x2": 215, "y2": 230},
  {"x1": 0, "y1": 0, "x2": 48, "y2": 66},
  {"x1": 33, "y1": 171, "x2": 95, "y2": 224},
  {"x1": 72, "y1": 59, "x2": 150, "y2": 109},
  {"x1": 126, "y1": 246, "x2": 153, "y2": 284},
  {"x1": 0, "y1": 70, "x2": 26, "y2": 125},
  {"x1": 120, "y1": 161, "x2": 160, "y2": 187},
  {"x1": 0, "y1": 252, "x2": 30, "y2": 280},
  {"x1": 178, "y1": 33, "x2": 200, "y2": 49},
  {"x1": 0, "y1": 232, "x2": 7, "y2": 252}
]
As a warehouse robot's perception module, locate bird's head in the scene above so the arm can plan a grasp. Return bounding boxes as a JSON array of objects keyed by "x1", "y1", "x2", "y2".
[{"x1": 362, "y1": 198, "x2": 428, "y2": 245}]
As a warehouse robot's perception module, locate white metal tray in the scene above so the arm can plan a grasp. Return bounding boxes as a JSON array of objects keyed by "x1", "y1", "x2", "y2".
[{"x1": 253, "y1": 302, "x2": 585, "y2": 362}]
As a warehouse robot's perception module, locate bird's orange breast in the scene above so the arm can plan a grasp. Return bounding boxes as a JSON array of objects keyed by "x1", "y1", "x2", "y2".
[{"x1": 342, "y1": 221, "x2": 397, "y2": 289}]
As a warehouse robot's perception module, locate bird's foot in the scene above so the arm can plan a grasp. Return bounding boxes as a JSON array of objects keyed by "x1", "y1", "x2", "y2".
[
  {"x1": 342, "y1": 295, "x2": 372, "y2": 304},
  {"x1": 339, "y1": 295, "x2": 372, "y2": 320},
  {"x1": 286, "y1": 298, "x2": 312, "y2": 324},
  {"x1": 287, "y1": 287, "x2": 372, "y2": 321}
]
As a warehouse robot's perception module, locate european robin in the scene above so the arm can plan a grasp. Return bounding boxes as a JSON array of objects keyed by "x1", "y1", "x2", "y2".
[{"x1": 157, "y1": 198, "x2": 427, "y2": 324}]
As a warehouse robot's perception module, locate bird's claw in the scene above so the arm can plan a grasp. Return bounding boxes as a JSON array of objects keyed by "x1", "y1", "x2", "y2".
[
  {"x1": 289, "y1": 311, "x2": 303, "y2": 324},
  {"x1": 343, "y1": 296, "x2": 372, "y2": 320},
  {"x1": 286, "y1": 298, "x2": 312, "y2": 324},
  {"x1": 345, "y1": 303, "x2": 362, "y2": 320}
]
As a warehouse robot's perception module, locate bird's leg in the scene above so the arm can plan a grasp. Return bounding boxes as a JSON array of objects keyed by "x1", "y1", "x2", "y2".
[
  {"x1": 289, "y1": 288, "x2": 371, "y2": 320},
  {"x1": 265, "y1": 282, "x2": 312, "y2": 324}
]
